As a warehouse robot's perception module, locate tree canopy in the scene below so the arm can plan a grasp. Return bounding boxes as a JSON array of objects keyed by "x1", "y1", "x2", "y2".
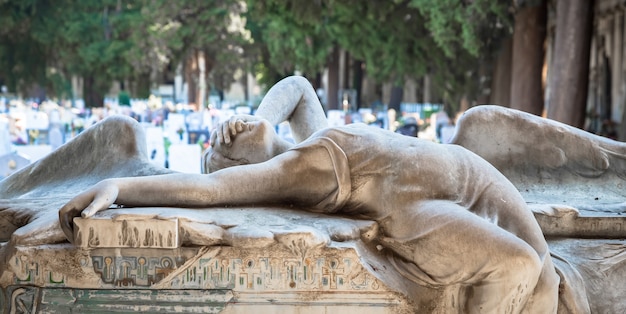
[
  {"x1": 0, "y1": 0, "x2": 247, "y2": 106},
  {"x1": 245, "y1": 0, "x2": 513, "y2": 108},
  {"x1": 0, "y1": 0, "x2": 514, "y2": 109}
]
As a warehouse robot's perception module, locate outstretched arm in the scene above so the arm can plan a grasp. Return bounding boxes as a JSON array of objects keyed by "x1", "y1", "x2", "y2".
[
  {"x1": 59, "y1": 147, "x2": 339, "y2": 243},
  {"x1": 217, "y1": 76, "x2": 328, "y2": 145}
]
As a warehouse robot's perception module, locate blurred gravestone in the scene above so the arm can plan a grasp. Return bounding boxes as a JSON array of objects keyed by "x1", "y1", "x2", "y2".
[
  {"x1": 440, "y1": 125, "x2": 456, "y2": 144},
  {"x1": 327, "y1": 110, "x2": 346, "y2": 127},
  {"x1": 48, "y1": 125, "x2": 64, "y2": 150},
  {"x1": 0, "y1": 116, "x2": 11, "y2": 156},
  {"x1": 15, "y1": 145, "x2": 52, "y2": 162},
  {"x1": 165, "y1": 113, "x2": 187, "y2": 144},
  {"x1": 25, "y1": 111, "x2": 49, "y2": 144},
  {"x1": 168, "y1": 144, "x2": 201, "y2": 173},
  {"x1": 186, "y1": 112, "x2": 204, "y2": 131},
  {"x1": 0, "y1": 152, "x2": 30, "y2": 179},
  {"x1": 144, "y1": 126, "x2": 166, "y2": 168}
]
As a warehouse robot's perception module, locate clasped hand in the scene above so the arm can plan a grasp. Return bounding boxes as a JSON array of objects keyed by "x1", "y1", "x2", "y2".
[{"x1": 211, "y1": 114, "x2": 261, "y2": 146}]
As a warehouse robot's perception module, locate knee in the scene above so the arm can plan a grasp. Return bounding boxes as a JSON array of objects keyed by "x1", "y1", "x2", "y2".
[{"x1": 494, "y1": 243, "x2": 543, "y2": 286}]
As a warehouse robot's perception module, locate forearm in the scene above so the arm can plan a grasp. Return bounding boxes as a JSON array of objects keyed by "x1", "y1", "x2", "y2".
[
  {"x1": 111, "y1": 173, "x2": 226, "y2": 208},
  {"x1": 255, "y1": 76, "x2": 328, "y2": 143},
  {"x1": 114, "y1": 148, "x2": 338, "y2": 209}
]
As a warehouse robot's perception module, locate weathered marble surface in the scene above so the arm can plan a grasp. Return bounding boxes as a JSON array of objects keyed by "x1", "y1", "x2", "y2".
[
  {"x1": 0, "y1": 116, "x2": 173, "y2": 245},
  {"x1": 2, "y1": 105, "x2": 626, "y2": 313},
  {"x1": 1, "y1": 207, "x2": 440, "y2": 313},
  {"x1": 0, "y1": 116, "x2": 432, "y2": 312},
  {"x1": 453, "y1": 105, "x2": 626, "y2": 238},
  {"x1": 452, "y1": 106, "x2": 626, "y2": 313}
]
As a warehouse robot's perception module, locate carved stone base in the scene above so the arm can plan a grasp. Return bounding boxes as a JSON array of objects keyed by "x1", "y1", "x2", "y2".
[{"x1": 0, "y1": 242, "x2": 420, "y2": 313}]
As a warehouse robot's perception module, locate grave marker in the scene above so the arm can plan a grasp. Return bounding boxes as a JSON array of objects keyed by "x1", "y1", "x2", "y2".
[{"x1": 168, "y1": 144, "x2": 201, "y2": 173}]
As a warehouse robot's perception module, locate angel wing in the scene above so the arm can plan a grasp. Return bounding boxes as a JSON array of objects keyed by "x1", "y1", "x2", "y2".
[
  {"x1": 0, "y1": 115, "x2": 174, "y2": 244},
  {"x1": 451, "y1": 105, "x2": 626, "y2": 215}
]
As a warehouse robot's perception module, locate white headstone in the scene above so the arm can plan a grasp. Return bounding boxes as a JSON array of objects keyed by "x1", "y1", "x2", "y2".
[
  {"x1": 440, "y1": 125, "x2": 456, "y2": 144},
  {"x1": 0, "y1": 152, "x2": 30, "y2": 178},
  {"x1": 48, "y1": 126, "x2": 64, "y2": 150},
  {"x1": 186, "y1": 112, "x2": 204, "y2": 131},
  {"x1": 144, "y1": 127, "x2": 167, "y2": 168},
  {"x1": 0, "y1": 116, "x2": 11, "y2": 156},
  {"x1": 202, "y1": 110, "x2": 214, "y2": 131},
  {"x1": 15, "y1": 145, "x2": 52, "y2": 162},
  {"x1": 327, "y1": 110, "x2": 346, "y2": 127},
  {"x1": 48, "y1": 109, "x2": 61, "y2": 125},
  {"x1": 25, "y1": 111, "x2": 49, "y2": 130},
  {"x1": 164, "y1": 113, "x2": 187, "y2": 144},
  {"x1": 168, "y1": 144, "x2": 201, "y2": 173}
]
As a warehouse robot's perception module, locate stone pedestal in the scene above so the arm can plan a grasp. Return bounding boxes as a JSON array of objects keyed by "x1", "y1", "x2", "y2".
[{"x1": 0, "y1": 208, "x2": 432, "y2": 313}]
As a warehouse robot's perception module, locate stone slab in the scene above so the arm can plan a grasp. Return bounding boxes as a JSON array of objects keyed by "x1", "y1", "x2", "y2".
[
  {"x1": 535, "y1": 212, "x2": 626, "y2": 238},
  {"x1": 73, "y1": 216, "x2": 179, "y2": 248}
]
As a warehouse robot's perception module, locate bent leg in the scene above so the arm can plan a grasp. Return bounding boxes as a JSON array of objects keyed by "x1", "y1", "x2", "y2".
[
  {"x1": 522, "y1": 256, "x2": 559, "y2": 314},
  {"x1": 382, "y1": 200, "x2": 552, "y2": 314},
  {"x1": 254, "y1": 76, "x2": 328, "y2": 143}
]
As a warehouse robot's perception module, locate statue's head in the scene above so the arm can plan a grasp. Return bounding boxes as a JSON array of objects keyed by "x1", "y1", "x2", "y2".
[{"x1": 203, "y1": 119, "x2": 279, "y2": 173}]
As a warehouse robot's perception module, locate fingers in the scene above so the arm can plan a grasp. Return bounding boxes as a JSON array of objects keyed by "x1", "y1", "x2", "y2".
[
  {"x1": 59, "y1": 191, "x2": 94, "y2": 243},
  {"x1": 218, "y1": 116, "x2": 248, "y2": 146},
  {"x1": 81, "y1": 181, "x2": 119, "y2": 218},
  {"x1": 228, "y1": 116, "x2": 238, "y2": 139},
  {"x1": 219, "y1": 120, "x2": 228, "y2": 144},
  {"x1": 81, "y1": 195, "x2": 114, "y2": 218},
  {"x1": 59, "y1": 202, "x2": 83, "y2": 244},
  {"x1": 210, "y1": 130, "x2": 217, "y2": 147}
]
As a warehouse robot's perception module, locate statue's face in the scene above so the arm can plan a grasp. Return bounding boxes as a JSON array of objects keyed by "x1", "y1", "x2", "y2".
[{"x1": 204, "y1": 120, "x2": 277, "y2": 173}]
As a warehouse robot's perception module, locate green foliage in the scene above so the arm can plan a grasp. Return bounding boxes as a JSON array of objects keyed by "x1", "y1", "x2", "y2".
[
  {"x1": 0, "y1": 0, "x2": 514, "y2": 110},
  {"x1": 0, "y1": 0, "x2": 248, "y2": 105},
  {"x1": 246, "y1": 0, "x2": 333, "y2": 81},
  {"x1": 325, "y1": 1, "x2": 433, "y2": 82},
  {"x1": 244, "y1": 0, "x2": 510, "y2": 108},
  {"x1": 137, "y1": 0, "x2": 250, "y2": 91},
  {"x1": 0, "y1": 0, "x2": 140, "y2": 104},
  {"x1": 0, "y1": 0, "x2": 51, "y2": 96},
  {"x1": 409, "y1": 0, "x2": 512, "y2": 57}
]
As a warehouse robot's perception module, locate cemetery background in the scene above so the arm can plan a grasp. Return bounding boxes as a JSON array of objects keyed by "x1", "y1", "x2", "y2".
[
  {"x1": 0, "y1": 0, "x2": 613, "y2": 145},
  {"x1": 0, "y1": 93, "x2": 453, "y2": 179},
  {"x1": 1, "y1": 2, "x2": 626, "y2": 311}
]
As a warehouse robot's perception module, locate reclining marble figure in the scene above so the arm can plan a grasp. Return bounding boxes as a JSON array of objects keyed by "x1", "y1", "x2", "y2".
[
  {"x1": 2, "y1": 76, "x2": 625, "y2": 313},
  {"x1": 56, "y1": 76, "x2": 558, "y2": 313}
]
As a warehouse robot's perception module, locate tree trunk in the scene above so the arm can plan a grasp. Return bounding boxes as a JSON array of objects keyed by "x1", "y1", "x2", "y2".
[
  {"x1": 185, "y1": 50, "x2": 199, "y2": 105},
  {"x1": 314, "y1": 72, "x2": 322, "y2": 91},
  {"x1": 197, "y1": 49, "x2": 206, "y2": 110},
  {"x1": 353, "y1": 60, "x2": 363, "y2": 109},
  {"x1": 510, "y1": 1, "x2": 547, "y2": 115},
  {"x1": 490, "y1": 37, "x2": 512, "y2": 107},
  {"x1": 342, "y1": 50, "x2": 350, "y2": 90},
  {"x1": 423, "y1": 73, "x2": 432, "y2": 104},
  {"x1": 135, "y1": 72, "x2": 151, "y2": 99},
  {"x1": 83, "y1": 75, "x2": 104, "y2": 108},
  {"x1": 388, "y1": 84, "x2": 403, "y2": 113},
  {"x1": 327, "y1": 46, "x2": 340, "y2": 110},
  {"x1": 547, "y1": 0, "x2": 594, "y2": 127}
]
